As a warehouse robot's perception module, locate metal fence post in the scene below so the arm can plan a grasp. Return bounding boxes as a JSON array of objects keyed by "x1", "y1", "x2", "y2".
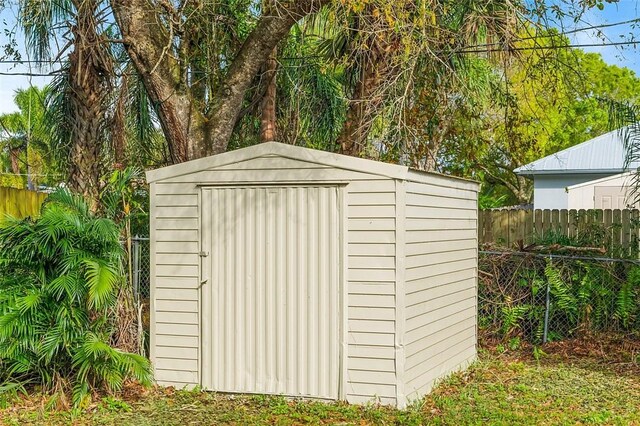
[
  {"x1": 542, "y1": 254, "x2": 552, "y2": 344},
  {"x1": 133, "y1": 236, "x2": 140, "y2": 303}
]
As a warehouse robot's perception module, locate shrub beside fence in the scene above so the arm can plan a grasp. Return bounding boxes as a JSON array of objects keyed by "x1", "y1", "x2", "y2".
[
  {"x1": 478, "y1": 251, "x2": 640, "y2": 344},
  {"x1": 479, "y1": 209, "x2": 640, "y2": 254},
  {"x1": 0, "y1": 186, "x2": 47, "y2": 220}
]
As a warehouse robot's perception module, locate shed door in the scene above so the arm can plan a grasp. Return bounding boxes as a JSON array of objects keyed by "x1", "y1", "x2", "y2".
[
  {"x1": 595, "y1": 186, "x2": 631, "y2": 209},
  {"x1": 201, "y1": 186, "x2": 341, "y2": 399}
]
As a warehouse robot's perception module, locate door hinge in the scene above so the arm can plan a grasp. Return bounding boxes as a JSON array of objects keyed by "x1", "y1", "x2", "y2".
[{"x1": 199, "y1": 251, "x2": 209, "y2": 257}]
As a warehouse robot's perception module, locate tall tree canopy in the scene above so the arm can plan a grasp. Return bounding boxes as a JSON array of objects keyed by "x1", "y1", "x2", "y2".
[
  {"x1": 435, "y1": 30, "x2": 640, "y2": 205},
  {"x1": 1, "y1": 0, "x2": 638, "y2": 208}
]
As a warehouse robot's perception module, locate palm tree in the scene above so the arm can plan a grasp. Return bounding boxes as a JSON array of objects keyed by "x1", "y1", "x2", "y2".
[
  {"x1": 18, "y1": 0, "x2": 115, "y2": 206},
  {"x1": 310, "y1": 0, "x2": 524, "y2": 157},
  {"x1": 609, "y1": 100, "x2": 640, "y2": 202},
  {"x1": 0, "y1": 87, "x2": 53, "y2": 189},
  {"x1": 0, "y1": 189, "x2": 152, "y2": 407}
]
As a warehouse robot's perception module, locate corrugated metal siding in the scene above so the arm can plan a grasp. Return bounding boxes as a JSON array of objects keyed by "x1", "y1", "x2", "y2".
[
  {"x1": 402, "y1": 178, "x2": 478, "y2": 402},
  {"x1": 201, "y1": 185, "x2": 340, "y2": 399},
  {"x1": 346, "y1": 179, "x2": 397, "y2": 406}
]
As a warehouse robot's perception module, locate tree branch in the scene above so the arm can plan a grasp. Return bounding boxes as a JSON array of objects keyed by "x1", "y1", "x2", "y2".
[{"x1": 205, "y1": 0, "x2": 330, "y2": 155}]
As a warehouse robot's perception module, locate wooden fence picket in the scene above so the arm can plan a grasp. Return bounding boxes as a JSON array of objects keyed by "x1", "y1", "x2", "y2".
[
  {"x1": 0, "y1": 187, "x2": 47, "y2": 220},
  {"x1": 480, "y1": 208, "x2": 640, "y2": 254}
]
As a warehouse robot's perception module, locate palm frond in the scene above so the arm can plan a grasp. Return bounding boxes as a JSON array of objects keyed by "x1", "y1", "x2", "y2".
[
  {"x1": 19, "y1": 0, "x2": 73, "y2": 62},
  {"x1": 0, "y1": 189, "x2": 152, "y2": 405},
  {"x1": 82, "y1": 259, "x2": 118, "y2": 310},
  {"x1": 608, "y1": 100, "x2": 640, "y2": 204}
]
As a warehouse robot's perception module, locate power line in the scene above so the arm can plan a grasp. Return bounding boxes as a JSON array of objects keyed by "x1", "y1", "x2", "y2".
[
  {"x1": 456, "y1": 40, "x2": 639, "y2": 55},
  {"x1": 0, "y1": 172, "x2": 62, "y2": 177},
  {"x1": 0, "y1": 18, "x2": 636, "y2": 66},
  {"x1": 0, "y1": 71, "x2": 62, "y2": 76},
  {"x1": 0, "y1": 30, "x2": 637, "y2": 76},
  {"x1": 0, "y1": 60, "x2": 64, "y2": 64},
  {"x1": 0, "y1": 39, "x2": 635, "y2": 77},
  {"x1": 472, "y1": 17, "x2": 640, "y2": 50}
]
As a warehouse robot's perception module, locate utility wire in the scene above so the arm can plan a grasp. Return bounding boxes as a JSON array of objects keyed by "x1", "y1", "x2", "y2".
[
  {"x1": 0, "y1": 71, "x2": 62, "y2": 76},
  {"x1": 0, "y1": 23, "x2": 637, "y2": 77},
  {"x1": 0, "y1": 17, "x2": 637, "y2": 66},
  {"x1": 471, "y1": 17, "x2": 640, "y2": 49},
  {"x1": 456, "y1": 40, "x2": 639, "y2": 55},
  {"x1": 2, "y1": 40, "x2": 635, "y2": 76}
]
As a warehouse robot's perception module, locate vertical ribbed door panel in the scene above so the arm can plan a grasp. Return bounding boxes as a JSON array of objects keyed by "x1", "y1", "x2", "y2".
[{"x1": 201, "y1": 186, "x2": 341, "y2": 399}]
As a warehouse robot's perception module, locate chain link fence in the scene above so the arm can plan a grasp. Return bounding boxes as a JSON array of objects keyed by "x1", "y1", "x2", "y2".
[
  {"x1": 130, "y1": 236, "x2": 151, "y2": 339},
  {"x1": 128, "y1": 241, "x2": 640, "y2": 345},
  {"x1": 131, "y1": 236, "x2": 151, "y2": 302},
  {"x1": 479, "y1": 250, "x2": 640, "y2": 344}
]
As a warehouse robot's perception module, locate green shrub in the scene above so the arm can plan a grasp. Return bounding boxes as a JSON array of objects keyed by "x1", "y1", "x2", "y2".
[
  {"x1": 479, "y1": 254, "x2": 640, "y2": 343},
  {"x1": 0, "y1": 189, "x2": 152, "y2": 407}
]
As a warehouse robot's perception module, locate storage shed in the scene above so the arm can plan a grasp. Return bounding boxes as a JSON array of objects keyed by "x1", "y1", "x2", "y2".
[
  {"x1": 567, "y1": 172, "x2": 638, "y2": 209},
  {"x1": 145, "y1": 142, "x2": 479, "y2": 408}
]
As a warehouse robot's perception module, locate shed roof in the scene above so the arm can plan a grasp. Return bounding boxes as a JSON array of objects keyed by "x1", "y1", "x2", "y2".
[
  {"x1": 514, "y1": 128, "x2": 640, "y2": 176},
  {"x1": 146, "y1": 141, "x2": 478, "y2": 188},
  {"x1": 566, "y1": 171, "x2": 634, "y2": 190}
]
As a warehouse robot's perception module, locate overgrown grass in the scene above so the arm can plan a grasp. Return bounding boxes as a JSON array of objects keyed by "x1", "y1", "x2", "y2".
[{"x1": 2, "y1": 352, "x2": 639, "y2": 425}]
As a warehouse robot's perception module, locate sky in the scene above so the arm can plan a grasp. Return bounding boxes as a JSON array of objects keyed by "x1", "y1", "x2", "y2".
[
  {"x1": 0, "y1": 1, "x2": 639, "y2": 114},
  {"x1": 0, "y1": 4, "x2": 52, "y2": 114},
  {"x1": 563, "y1": 1, "x2": 640, "y2": 73}
]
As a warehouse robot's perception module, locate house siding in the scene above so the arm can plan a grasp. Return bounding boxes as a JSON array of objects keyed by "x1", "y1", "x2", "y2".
[
  {"x1": 402, "y1": 176, "x2": 478, "y2": 403},
  {"x1": 151, "y1": 181, "x2": 201, "y2": 387},
  {"x1": 346, "y1": 179, "x2": 398, "y2": 406},
  {"x1": 533, "y1": 173, "x2": 612, "y2": 209}
]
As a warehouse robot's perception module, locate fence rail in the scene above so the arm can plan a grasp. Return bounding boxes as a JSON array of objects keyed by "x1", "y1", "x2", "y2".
[
  {"x1": 0, "y1": 187, "x2": 47, "y2": 220},
  {"x1": 479, "y1": 208, "x2": 640, "y2": 252}
]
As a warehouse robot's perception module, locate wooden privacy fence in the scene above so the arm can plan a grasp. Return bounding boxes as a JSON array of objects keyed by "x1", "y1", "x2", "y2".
[
  {"x1": 0, "y1": 187, "x2": 47, "y2": 220},
  {"x1": 479, "y1": 209, "x2": 640, "y2": 250}
]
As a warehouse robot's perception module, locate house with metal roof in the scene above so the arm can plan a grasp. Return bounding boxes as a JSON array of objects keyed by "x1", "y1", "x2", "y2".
[{"x1": 514, "y1": 129, "x2": 639, "y2": 209}]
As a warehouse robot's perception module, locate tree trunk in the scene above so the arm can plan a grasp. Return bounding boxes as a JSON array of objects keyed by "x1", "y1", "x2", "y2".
[
  {"x1": 111, "y1": 0, "x2": 328, "y2": 162},
  {"x1": 206, "y1": 1, "x2": 327, "y2": 155},
  {"x1": 66, "y1": 0, "x2": 113, "y2": 207},
  {"x1": 422, "y1": 139, "x2": 441, "y2": 172},
  {"x1": 260, "y1": 48, "x2": 278, "y2": 143},
  {"x1": 514, "y1": 175, "x2": 533, "y2": 204},
  {"x1": 110, "y1": 0, "x2": 196, "y2": 163},
  {"x1": 337, "y1": 36, "x2": 398, "y2": 157},
  {"x1": 9, "y1": 147, "x2": 20, "y2": 175},
  {"x1": 112, "y1": 74, "x2": 128, "y2": 168}
]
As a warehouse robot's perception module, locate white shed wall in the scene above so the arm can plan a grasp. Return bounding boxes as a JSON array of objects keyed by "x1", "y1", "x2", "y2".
[
  {"x1": 533, "y1": 173, "x2": 613, "y2": 209},
  {"x1": 402, "y1": 174, "x2": 478, "y2": 403},
  {"x1": 567, "y1": 173, "x2": 636, "y2": 209},
  {"x1": 150, "y1": 154, "x2": 400, "y2": 405},
  {"x1": 567, "y1": 182, "x2": 595, "y2": 210},
  {"x1": 346, "y1": 178, "x2": 398, "y2": 405},
  {"x1": 148, "y1": 145, "x2": 479, "y2": 408},
  {"x1": 150, "y1": 181, "x2": 201, "y2": 386}
]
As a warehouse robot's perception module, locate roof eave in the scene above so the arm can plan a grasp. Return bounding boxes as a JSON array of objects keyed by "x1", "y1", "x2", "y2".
[
  {"x1": 515, "y1": 168, "x2": 626, "y2": 176},
  {"x1": 145, "y1": 142, "x2": 412, "y2": 183}
]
